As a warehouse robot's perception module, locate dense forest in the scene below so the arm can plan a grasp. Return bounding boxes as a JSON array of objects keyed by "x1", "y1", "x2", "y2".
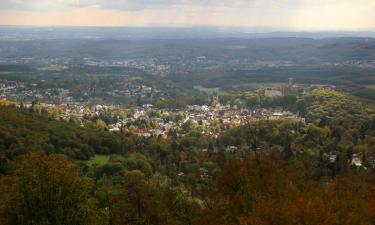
[{"x1": 1, "y1": 89, "x2": 375, "y2": 224}]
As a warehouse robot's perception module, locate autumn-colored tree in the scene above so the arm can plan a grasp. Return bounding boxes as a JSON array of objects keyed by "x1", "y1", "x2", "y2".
[
  {"x1": 330, "y1": 173, "x2": 373, "y2": 225},
  {"x1": 200, "y1": 156, "x2": 299, "y2": 225},
  {"x1": 96, "y1": 119, "x2": 107, "y2": 128},
  {"x1": 113, "y1": 170, "x2": 152, "y2": 225},
  {"x1": 244, "y1": 194, "x2": 336, "y2": 225},
  {"x1": 113, "y1": 171, "x2": 201, "y2": 225}
]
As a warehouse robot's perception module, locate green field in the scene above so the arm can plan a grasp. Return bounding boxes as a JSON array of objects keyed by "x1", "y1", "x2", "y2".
[
  {"x1": 37, "y1": 65, "x2": 69, "y2": 72},
  {"x1": 194, "y1": 85, "x2": 224, "y2": 94},
  {"x1": 85, "y1": 155, "x2": 111, "y2": 166},
  {"x1": 364, "y1": 85, "x2": 375, "y2": 89}
]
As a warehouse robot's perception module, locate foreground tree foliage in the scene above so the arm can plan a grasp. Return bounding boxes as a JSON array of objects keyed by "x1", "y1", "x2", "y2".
[
  {"x1": 0, "y1": 153, "x2": 106, "y2": 225},
  {"x1": 199, "y1": 155, "x2": 375, "y2": 225},
  {"x1": 3, "y1": 152, "x2": 375, "y2": 224},
  {"x1": 113, "y1": 171, "x2": 201, "y2": 225},
  {"x1": 198, "y1": 156, "x2": 333, "y2": 225}
]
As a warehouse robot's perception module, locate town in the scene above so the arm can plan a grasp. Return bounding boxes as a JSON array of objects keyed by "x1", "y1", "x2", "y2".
[
  {"x1": 1, "y1": 78, "x2": 304, "y2": 139},
  {"x1": 0, "y1": 78, "x2": 164, "y2": 104}
]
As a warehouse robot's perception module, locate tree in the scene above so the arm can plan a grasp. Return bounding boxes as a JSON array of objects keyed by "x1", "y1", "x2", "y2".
[
  {"x1": 246, "y1": 122, "x2": 261, "y2": 158},
  {"x1": 244, "y1": 194, "x2": 336, "y2": 225},
  {"x1": 113, "y1": 170, "x2": 150, "y2": 225},
  {"x1": 113, "y1": 171, "x2": 200, "y2": 225},
  {"x1": 96, "y1": 119, "x2": 107, "y2": 129},
  {"x1": 0, "y1": 152, "x2": 105, "y2": 225}
]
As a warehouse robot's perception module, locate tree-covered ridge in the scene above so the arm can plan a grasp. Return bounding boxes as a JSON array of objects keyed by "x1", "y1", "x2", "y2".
[
  {"x1": 0, "y1": 106, "x2": 125, "y2": 162},
  {"x1": 302, "y1": 89, "x2": 375, "y2": 126}
]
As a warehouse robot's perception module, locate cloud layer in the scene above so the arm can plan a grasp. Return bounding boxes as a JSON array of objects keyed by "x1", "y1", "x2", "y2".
[
  {"x1": 0, "y1": 0, "x2": 291, "y2": 11},
  {"x1": 0, "y1": 0, "x2": 374, "y2": 29}
]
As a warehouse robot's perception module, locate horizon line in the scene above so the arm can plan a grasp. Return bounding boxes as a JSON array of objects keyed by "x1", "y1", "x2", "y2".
[{"x1": 0, "y1": 24, "x2": 375, "y2": 33}]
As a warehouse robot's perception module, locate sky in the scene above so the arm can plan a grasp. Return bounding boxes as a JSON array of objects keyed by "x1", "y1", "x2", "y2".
[{"x1": 0, "y1": 0, "x2": 374, "y2": 30}]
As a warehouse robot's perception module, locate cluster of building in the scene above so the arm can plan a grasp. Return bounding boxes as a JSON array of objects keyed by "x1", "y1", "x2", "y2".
[
  {"x1": 101, "y1": 103, "x2": 303, "y2": 139},
  {"x1": 0, "y1": 57, "x2": 71, "y2": 67},
  {"x1": 1, "y1": 77, "x2": 303, "y2": 139},
  {"x1": 184, "y1": 104, "x2": 302, "y2": 136},
  {"x1": 0, "y1": 78, "x2": 166, "y2": 105},
  {"x1": 24, "y1": 99, "x2": 302, "y2": 140},
  {"x1": 107, "y1": 84, "x2": 162, "y2": 99},
  {"x1": 0, "y1": 79, "x2": 27, "y2": 99},
  {"x1": 0, "y1": 79, "x2": 74, "y2": 104},
  {"x1": 325, "y1": 60, "x2": 375, "y2": 69},
  {"x1": 83, "y1": 58, "x2": 171, "y2": 76},
  {"x1": 324, "y1": 151, "x2": 375, "y2": 169}
]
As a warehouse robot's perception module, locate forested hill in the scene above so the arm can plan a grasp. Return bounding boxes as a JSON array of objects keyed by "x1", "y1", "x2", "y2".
[
  {"x1": 2, "y1": 90, "x2": 375, "y2": 224},
  {"x1": 0, "y1": 106, "x2": 125, "y2": 162},
  {"x1": 300, "y1": 89, "x2": 375, "y2": 127}
]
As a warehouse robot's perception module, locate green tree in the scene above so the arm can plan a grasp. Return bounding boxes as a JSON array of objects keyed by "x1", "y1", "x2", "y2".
[{"x1": 0, "y1": 152, "x2": 105, "y2": 225}]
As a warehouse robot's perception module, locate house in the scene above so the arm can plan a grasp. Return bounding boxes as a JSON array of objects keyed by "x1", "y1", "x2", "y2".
[
  {"x1": 178, "y1": 172, "x2": 185, "y2": 177},
  {"x1": 329, "y1": 154, "x2": 338, "y2": 163},
  {"x1": 351, "y1": 154, "x2": 362, "y2": 167},
  {"x1": 264, "y1": 89, "x2": 283, "y2": 98},
  {"x1": 109, "y1": 127, "x2": 120, "y2": 132},
  {"x1": 226, "y1": 146, "x2": 238, "y2": 153},
  {"x1": 142, "y1": 104, "x2": 153, "y2": 109},
  {"x1": 199, "y1": 168, "x2": 210, "y2": 179}
]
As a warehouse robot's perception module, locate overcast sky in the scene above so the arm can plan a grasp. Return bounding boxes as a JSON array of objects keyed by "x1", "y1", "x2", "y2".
[{"x1": 0, "y1": 0, "x2": 374, "y2": 29}]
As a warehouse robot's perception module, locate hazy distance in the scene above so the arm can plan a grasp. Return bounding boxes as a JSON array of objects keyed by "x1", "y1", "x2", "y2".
[{"x1": 0, "y1": 0, "x2": 375, "y2": 30}]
